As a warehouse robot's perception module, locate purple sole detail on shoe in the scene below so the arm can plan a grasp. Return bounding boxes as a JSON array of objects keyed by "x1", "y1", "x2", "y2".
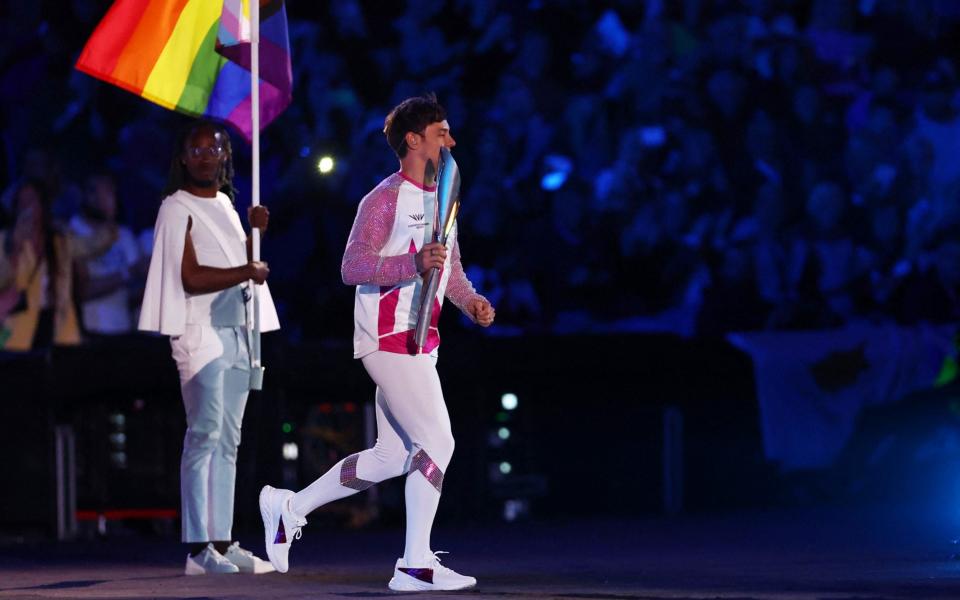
[
  {"x1": 274, "y1": 519, "x2": 286, "y2": 544},
  {"x1": 398, "y1": 567, "x2": 434, "y2": 584}
]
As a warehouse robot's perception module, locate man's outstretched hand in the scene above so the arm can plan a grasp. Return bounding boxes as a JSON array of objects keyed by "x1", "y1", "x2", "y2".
[{"x1": 468, "y1": 298, "x2": 495, "y2": 327}]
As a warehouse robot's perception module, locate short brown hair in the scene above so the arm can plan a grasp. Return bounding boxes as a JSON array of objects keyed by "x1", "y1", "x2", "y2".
[{"x1": 383, "y1": 93, "x2": 446, "y2": 158}]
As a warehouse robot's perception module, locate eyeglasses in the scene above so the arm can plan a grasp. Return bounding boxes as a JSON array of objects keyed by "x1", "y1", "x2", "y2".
[{"x1": 187, "y1": 146, "x2": 225, "y2": 159}]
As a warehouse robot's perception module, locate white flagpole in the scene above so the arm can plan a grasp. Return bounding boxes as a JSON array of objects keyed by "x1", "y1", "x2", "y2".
[
  {"x1": 251, "y1": 0, "x2": 260, "y2": 231},
  {"x1": 249, "y1": 0, "x2": 264, "y2": 388}
]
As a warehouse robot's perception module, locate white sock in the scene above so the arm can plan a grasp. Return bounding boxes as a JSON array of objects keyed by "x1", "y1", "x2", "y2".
[{"x1": 402, "y1": 470, "x2": 441, "y2": 565}]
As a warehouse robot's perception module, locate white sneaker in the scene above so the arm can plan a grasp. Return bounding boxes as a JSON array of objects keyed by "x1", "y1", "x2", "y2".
[
  {"x1": 387, "y1": 552, "x2": 477, "y2": 591},
  {"x1": 224, "y1": 541, "x2": 276, "y2": 574},
  {"x1": 184, "y1": 544, "x2": 240, "y2": 575},
  {"x1": 259, "y1": 485, "x2": 306, "y2": 573}
]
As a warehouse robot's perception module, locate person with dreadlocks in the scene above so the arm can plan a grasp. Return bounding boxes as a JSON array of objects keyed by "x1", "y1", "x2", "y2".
[{"x1": 139, "y1": 119, "x2": 279, "y2": 575}]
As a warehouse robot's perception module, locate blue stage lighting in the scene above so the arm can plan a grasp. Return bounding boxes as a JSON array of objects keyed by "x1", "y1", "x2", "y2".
[
  {"x1": 640, "y1": 126, "x2": 666, "y2": 147},
  {"x1": 541, "y1": 154, "x2": 572, "y2": 191},
  {"x1": 541, "y1": 171, "x2": 566, "y2": 190}
]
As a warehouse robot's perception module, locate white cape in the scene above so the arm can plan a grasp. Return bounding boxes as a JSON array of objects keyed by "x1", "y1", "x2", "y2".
[{"x1": 138, "y1": 192, "x2": 280, "y2": 336}]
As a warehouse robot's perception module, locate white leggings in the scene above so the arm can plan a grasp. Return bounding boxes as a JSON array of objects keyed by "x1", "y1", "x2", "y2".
[{"x1": 291, "y1": 351, "x2": 454, "y2": 564}]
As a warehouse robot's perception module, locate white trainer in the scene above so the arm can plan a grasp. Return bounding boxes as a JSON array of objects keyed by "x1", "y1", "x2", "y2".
[
  {"x1": 387, "y1": 552, "x2": 477, "y2": 591},
  {"x1": 184, "y1": 544, "x2": 240, "y2": 575},
  {"x1": 259, "y1": 485, "x2": 306, "y2": 573},
  {"x1": 223, "y1": 541, "x2": 276, "y2": 574}
]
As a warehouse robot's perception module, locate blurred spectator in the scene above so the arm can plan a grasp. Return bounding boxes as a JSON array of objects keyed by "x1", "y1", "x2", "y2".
[
  {"x1": 906, "y1": 59, "x2": 960, "y2": 232},
  {"x1": 4, "y1": 1, "x2": 960, "y2": 338},
  {"x1": 801, "y1": 181, "x2": 875, "y2": 321},
  {"x1": 0, "y1": 179, "x2": 113, "y2": 351},
  {"x1": 70, "y1": 173, "x2": 145, "y2": 336}
]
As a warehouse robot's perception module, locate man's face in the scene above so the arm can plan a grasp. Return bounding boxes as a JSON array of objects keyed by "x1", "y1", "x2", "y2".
[
  {"x1": 182, "y1": 127, "x2": 226, "y2": 187},
  {"x1": 441, "y1": 119, "x2": 456, "y2": 149},
  {"x1": 410, "y1": 120, "x2": 453, "y2": 165}
]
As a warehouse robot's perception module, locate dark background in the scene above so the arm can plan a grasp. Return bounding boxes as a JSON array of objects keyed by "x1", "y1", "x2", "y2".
[{"x1": 3, "y1": 0, "x2": 960, "y2": 540}]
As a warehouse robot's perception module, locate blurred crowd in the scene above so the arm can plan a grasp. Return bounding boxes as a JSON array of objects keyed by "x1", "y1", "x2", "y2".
[{"x1": 2, "y1": 0, "x2": 960, "y2": 350}]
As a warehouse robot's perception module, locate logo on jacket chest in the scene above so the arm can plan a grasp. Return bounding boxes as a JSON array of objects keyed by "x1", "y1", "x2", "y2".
[{"x1": 408, "y1": 213, "x2": 428, "y2": 230}]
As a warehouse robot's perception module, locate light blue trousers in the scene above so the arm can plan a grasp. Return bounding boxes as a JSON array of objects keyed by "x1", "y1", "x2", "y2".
[{"x1": 171, "y1": 324, "x2": 250, "y2": 543}]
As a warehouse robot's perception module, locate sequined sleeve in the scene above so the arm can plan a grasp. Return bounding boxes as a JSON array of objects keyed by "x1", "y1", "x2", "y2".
[
  {"x1": 341, "y1": 181, "x2": 418, "y2": 286},
  {"x1": 444, "y1": 232, "x2": 487, "y2": 313}
]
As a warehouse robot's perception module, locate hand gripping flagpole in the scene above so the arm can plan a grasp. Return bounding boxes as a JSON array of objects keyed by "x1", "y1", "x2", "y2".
[
  {"x1": 414, "y1": 146, "x2": 461, "y2": 352},
  {"x1": 248, "y1": 0, "x2": 266, "y2": 390}
]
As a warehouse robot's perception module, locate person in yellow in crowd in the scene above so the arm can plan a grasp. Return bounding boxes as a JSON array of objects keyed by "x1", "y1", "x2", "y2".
[{"x1": 0, "y1": 179, "x2": 115, "y2": 350}]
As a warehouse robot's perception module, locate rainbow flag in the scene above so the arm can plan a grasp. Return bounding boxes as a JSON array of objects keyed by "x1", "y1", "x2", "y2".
[{"x1": 75, "y1": 0, "x2": 292, "y2": 141}]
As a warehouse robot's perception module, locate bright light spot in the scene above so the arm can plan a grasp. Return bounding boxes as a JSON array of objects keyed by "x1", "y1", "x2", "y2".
[
  {"x1": 318, "y1": 156, "x2": 335, "y2": 174},
  {"x1": 501, "y1": 393, "x2": 518, "y2": 411},
  {"x1": 499, "y1": 461, "x2": 512, "y2": 475},
  {"x1": 282, "y1": 422, "x2": 293, "y2": 434},
  {"x1": 283, "y1": 442, "x2": 299, "y2": 461},
  {"x1": 541, "y1": 171, "x2": 567, "y2": 191},
  {"x1": 541, "y1": 154, "x2": 572, "y2": 191},
  {"x1": 498, "y1": 427, "x2": 511, "y2": 440}
]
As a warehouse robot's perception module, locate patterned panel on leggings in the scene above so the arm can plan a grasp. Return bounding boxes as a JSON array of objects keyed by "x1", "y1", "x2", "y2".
[
  {"x1": 410, "y1": 449, "x2": 444, "y2": 492},
  {"x1": 340, "y1": 453, "x2": 375, "y2": 490}
]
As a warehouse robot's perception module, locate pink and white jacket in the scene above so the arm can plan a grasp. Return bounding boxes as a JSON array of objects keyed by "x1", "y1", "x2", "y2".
[{"x1": 342, "y1": 172, "x2": 485, "y2": 358}]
